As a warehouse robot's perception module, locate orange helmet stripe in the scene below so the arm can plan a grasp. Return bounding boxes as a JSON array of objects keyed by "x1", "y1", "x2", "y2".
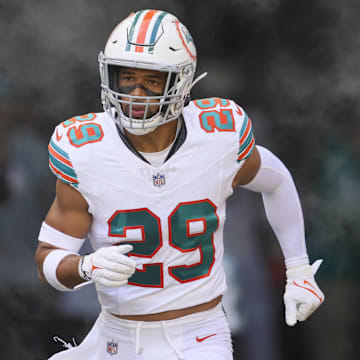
[{"x1": 135, "y1": 10, "x2": 158, "y2": 53}]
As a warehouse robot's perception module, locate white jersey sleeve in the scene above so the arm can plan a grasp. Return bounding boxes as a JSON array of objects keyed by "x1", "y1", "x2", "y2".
[{"x1": 48, "y1": 112, "x2": 106, "y2": 213}]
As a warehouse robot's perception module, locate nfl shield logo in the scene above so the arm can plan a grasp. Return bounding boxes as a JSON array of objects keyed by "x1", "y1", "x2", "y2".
[
  {"x1": 107, "y1": 340, "x2": 118, "y2": 355},
  {"x1": 153, "y1": 173, "x2": 166, "y2": 187}
]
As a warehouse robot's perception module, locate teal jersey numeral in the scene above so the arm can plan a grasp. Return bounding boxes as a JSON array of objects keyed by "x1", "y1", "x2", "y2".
[
  {"x1": 168, "y1": 200, "x2": 218, "y2": 282},
  {"x1": 108, "y1": 208, "x2": 163, "y2": 287},
  {"x1": 108, "y1": 200, "x2": 219, "y2": 287}
]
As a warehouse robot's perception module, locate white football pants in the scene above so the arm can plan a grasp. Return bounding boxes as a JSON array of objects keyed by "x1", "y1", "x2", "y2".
[{"x1": 48, "y1": 303, "x2": 233, "y2": 360}]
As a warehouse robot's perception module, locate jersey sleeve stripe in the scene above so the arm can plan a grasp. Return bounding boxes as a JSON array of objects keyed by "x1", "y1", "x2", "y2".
[
  {"x1": 50, "y1": 139, "x2": 71, "y2": 160},
  {"x1": 237, "y1": 137, "x2": 255, "y2": 161},
  {"x1": 239, "y1": 116, "x2": 251, "y2": 145},
  {"x1": 239, "y1": 114, "x2": 250, "y2": 138},
  {"x1": 49, "y1": 161, "x2": 79, "y2": 187},
  {"x1": 48, "y1": 137, "x2": 79, "y2": 186},
  {"x1": 49, "y1": 154, "x2": 77, "y2": 179},
  {"x1": 237, "y1": 113, "x2": 255, "y2": 162},
  {"x1": 238, "y1": 131, "x2": 253, "y2": 154},
  {"x1": 48, "y1": 142, "x2": 73, "y2": 168}
]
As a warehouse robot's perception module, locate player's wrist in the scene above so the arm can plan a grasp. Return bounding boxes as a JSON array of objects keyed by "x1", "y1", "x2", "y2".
[
  {"x1": 78, "y1": 254, "x2": 92, "y2": 281},
  {"x1": 286, "y1": 263, "x2": 313, "y2": 280}
]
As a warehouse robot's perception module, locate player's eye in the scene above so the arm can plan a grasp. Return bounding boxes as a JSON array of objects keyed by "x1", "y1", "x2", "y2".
[
  {"x1": 144, "y1": 79, "x2": 156, "y2": 86},
  {"x1": 120, "y1": 75, "x2": 135, "y2": 83}
]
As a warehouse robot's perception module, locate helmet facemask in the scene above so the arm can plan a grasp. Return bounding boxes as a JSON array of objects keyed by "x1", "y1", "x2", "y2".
[{"x1": 99, "y1": 54, "x2": 195, "y2": 135}]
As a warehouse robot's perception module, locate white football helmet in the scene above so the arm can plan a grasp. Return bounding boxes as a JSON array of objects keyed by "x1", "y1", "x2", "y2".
[{"x1": 99, "y1": 9, "x2": 205, "y2": 135}]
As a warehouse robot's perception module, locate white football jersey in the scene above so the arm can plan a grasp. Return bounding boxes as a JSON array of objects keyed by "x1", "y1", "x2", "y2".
[{"x1": 48, "y1": 98, "x2": 255, "y2": 315}]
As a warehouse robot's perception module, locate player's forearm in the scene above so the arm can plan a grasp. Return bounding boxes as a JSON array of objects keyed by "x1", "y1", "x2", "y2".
[
  {"x1": 36, "y1": 245, "x2": 85, "y2": 289},
  {"x1": 241, "y1": 146, "x2": 309, "y2": 267},
  {"x1": 260, "y1": 177, "x2": 309, "y2": 266},
  {"x1": 56, "y1": 254, "x2": 85, "y2": 288}
]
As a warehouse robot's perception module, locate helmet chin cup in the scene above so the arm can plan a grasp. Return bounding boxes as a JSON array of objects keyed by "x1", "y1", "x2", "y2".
[
  {"x1": 124, "y1": 126, "x2": 157, "y2": 136},
  {"x1": 112, "y1": 105, "x2": 163, "y2": 135}
]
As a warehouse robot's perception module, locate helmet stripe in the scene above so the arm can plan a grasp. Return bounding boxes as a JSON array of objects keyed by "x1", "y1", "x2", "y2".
[
  {"x1": 148, "y1": 11, "x2": 169, "y2": 53},
  {"x1": 135, "y1": 10, "x2": 159, "y2": 52},
  {"x1": 126, "y1": 10, "x2": 144, "y2": 51}
]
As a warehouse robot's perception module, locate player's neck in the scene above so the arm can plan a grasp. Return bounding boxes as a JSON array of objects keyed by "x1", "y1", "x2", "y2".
[{"x1": 124, "y1": 119, "x2": 179, "y2": 153}]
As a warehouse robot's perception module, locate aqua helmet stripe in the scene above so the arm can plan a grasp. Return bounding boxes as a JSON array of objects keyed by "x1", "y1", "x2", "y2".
[{"x1": 126, "y1": 10, "x2": 144, "y2": 51}]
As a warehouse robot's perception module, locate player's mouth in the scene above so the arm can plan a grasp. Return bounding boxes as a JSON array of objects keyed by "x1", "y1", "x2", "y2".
[{"x1": 130, "y1": 105, "x2": 146, "y2": 118}]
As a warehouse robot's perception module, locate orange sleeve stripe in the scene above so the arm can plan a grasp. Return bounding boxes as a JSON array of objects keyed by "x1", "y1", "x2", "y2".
[
  {"x1": 239, "y1": 119, "x2": 251, "y2": 145},
  {"x1": 49, "y1": 160, "x2": 79, "y2": 184},
  {"x1": 48, "y1": 143, "x2": 73, "y2": 168},
  {"x1": 238, "y1": 137, "x2": 255, "y2": 161}
]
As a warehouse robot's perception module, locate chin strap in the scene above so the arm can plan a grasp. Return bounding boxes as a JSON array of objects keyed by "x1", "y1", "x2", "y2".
[{"x1": 189, "y1": 72, "x2": 207, "y2": 91}]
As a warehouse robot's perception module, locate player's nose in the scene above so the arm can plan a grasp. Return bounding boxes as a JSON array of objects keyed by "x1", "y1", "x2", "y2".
[{"x1": 130, "y1": 83, "x2": 148, "y2": 97}]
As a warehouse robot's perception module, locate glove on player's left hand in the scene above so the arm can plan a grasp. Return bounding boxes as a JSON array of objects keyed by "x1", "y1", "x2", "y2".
[{"x1": 284, "y1": 259, "x2": 324, "y2": 326}]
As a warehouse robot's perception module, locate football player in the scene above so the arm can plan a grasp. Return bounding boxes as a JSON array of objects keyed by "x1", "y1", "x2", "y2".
[{"x1": 35, "y1": 9, "x2": 324, "y2": 360}]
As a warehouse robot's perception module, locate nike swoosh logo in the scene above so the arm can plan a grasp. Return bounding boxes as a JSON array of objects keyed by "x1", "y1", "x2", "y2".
[
  {"x1": 235, "y1": 105, "x2": 243, "y2": 116},
  {"x1": 56, "y1": 128, "x2": 63, "y2": 141},
  {"x1": 293, "y1": 280, "x2": 323, "y2": 302},
  {"x1": 92, "y1": 265, "x2": 101, "y2": 273},
  {"x1": 196, "y1": 333, "x2": 217, "y2": 342}
]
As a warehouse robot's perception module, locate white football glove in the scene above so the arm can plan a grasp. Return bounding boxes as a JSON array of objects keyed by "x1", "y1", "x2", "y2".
[
  {"x1": 78, "y1": 244, "x2": 136, "y2": 287},
  {"x1": 284, "y1": 259, "x2": 325, "y2": 326}
]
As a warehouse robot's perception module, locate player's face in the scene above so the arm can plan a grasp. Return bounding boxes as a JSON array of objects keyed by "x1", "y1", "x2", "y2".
[{"x1": 118, "y1": 67, "x2": 167, "y2": 119}]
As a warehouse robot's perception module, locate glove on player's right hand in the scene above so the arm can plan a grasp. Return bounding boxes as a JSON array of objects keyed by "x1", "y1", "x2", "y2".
[{"x1": 79, "y1": 244, "x2": 136, "y2": 287}]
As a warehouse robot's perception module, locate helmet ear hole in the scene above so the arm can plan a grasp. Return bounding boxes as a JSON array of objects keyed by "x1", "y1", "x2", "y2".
[
  {"x1": 168, "y1": 73, "x2": 177, "y2": 94},
  {"x1": 184, "y1": 94, "x2": 191, "y2": 107},
  {"x1": 108, "y1": 65, "x2": 121, "y2": 92}
]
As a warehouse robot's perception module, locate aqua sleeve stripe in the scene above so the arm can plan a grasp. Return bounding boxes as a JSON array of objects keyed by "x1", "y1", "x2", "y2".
[
  {"x1": 239, "y1": 115, "x2": 251, "y2": 142},
  {"x1": 237, "y1": 138, "x2": 255, "y2": 162},
  {"x1": 237, "y1": 114, "x2": 255, "y2": 162},
  {"x1": 49, "y1": 153, "x2": 78, "y2": 180},
  {"x1": 238, "y1": 130, "x2": 253, "y2": 154},
  {"x1": 48, "y1": 142, "x2": 72, "y2": 168},
  {"x1": 239, "y1": 114, "x2": 251, "y2": 139},
  {"x1": 48, "y1": 137, "x2": 79, "y2": 187},
  {"x1": 49, "y1": 161, "x2": 79, "y2": 188},
  {"x1": 50, "y1": 139, "x2": 70, "y2": 160}
]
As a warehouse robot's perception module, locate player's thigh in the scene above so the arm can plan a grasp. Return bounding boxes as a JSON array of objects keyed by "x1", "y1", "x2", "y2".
[
  {"x1": 185, "y1": 346, "x2": 233, "y2": 360},
  {"x1": 183, "y1": 306, "x2": 233, "y2": 359},
  {"x1": 183, "y1": 333, "x2": 233, "y2": 360}
]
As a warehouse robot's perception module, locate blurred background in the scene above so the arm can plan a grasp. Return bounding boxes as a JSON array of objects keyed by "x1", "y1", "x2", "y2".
[{"x1": 0, "y1": 0, "x2": 359, "y2": 359}]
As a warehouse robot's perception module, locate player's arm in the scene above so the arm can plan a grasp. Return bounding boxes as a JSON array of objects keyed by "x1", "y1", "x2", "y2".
[
  {"x1": 232, "y1": 145, "x2": 324, "y2": 326},
  {"x1": 232, "y1": 145, "x2": 261, "y2": 187},
  {"x1": 35, "y1": 179, "x2": 136, "y2": 290},
  {"x1": 35, "y1": 179, "x2": 92, "y2": 289}
]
